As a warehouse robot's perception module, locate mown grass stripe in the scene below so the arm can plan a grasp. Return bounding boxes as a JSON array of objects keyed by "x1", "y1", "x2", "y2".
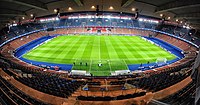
[{"x1": 23, "y1": 35, "x2": 177, "y2": 76}]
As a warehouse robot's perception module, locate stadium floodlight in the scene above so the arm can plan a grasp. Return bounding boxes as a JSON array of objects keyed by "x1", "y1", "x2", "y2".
[
  {"x1": 12, "y1": 24, "x2": 17, "y2": 26},
  {"x1": 54, "y1": 9, "x2": 58, "y2": 13},
  {"x1": 107, "y1": 15, "x2": 111, "y2": 19},
  {"x1": 91, "y1": 6, "x2": 95, "y2": 9},
  {"x1": 109, "y1": 6, "x2": 114, "y2": 10},
  {"x1": 186, "y1": 25, "x2": 190, "y2": 29},
  {"x1": 68, "y1": 7, "x2": 73, "y2": 11},
  {"x1": 53, "y1": 8, "x2": 60, "y2": 18},
  {"x1": 139, "y1": 18, "x2": 143, "y2": 22},
  {"x1": 138, "y1": 18, "x2": 159, "y2": 24},
  {"x1": 55, "y1": 17, "x2": 59, "y2": 20},
  {"x1": 87, "y1": 15, "x2": 92, "y2": 18},
  {"x1": 131, "y1": 8, "x2": 136, "y2": 11}
]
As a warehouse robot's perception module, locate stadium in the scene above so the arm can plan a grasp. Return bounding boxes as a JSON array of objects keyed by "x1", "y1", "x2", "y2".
[{"x1": 0, "y1": 0, "x2": 200, "y2": 105}]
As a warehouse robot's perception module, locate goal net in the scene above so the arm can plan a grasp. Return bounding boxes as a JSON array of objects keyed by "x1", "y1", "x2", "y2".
[{"x1": 156, "y1": 58, "x2": 167, "y2": 66}]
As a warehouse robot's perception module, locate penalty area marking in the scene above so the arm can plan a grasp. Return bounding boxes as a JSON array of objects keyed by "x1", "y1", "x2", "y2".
[
  {"x1": 123, "y1": 59, "x2": 129, "y2": 70},
  {"x1": 99, "y1": 36, "x2": 101, "y2": 61}
]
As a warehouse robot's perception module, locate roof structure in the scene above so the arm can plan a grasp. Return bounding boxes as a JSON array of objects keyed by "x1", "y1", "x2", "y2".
[{"x1": 0, "y1": 0, "x2": 199, "y2": 29}]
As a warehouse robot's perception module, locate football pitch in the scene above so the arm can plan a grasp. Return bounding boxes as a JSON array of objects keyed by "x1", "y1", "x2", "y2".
[{"x1": 23, "y1": 35, "x2": 176, "y2": 76}]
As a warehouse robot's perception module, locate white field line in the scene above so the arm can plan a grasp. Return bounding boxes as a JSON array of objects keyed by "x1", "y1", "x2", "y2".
[
  {"x1": 123, "y1": 59, "x2": 129, "y2": 70},
  {"x1": 89, "y1": 59, "x2": 92, "y2": 72},
  {"x1": 19, "y1": 37, "x2": 54, "y2": 58},
  {"x1": 108, "y1": 60, "x2": 112, "y2": 73},
  {"x1": 99, "y1": 36, "x2": 101, "y2": 61}
]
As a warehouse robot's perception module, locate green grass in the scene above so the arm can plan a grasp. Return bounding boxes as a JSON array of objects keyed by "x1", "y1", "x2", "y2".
[{"x1": 23, "y1": 35, "x2": 176, "y2": 76}]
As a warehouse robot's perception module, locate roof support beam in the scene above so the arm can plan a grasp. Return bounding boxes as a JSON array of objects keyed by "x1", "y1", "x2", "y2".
[
  {"x1": 1, "y1": 0, "x2": 48, "y2": 11},
  {"x1": 175, "y1": 13, "x2": 200, "y2": 19},
  {"x1": 155, "y1": 0, "x2": 200, "y2": 13},
  {"x1": 73, "y1": 0, "x2": 83, "y2": 6},
  {"x1": 121, "y1": 0, "x2": 135, "y2": 8}
]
